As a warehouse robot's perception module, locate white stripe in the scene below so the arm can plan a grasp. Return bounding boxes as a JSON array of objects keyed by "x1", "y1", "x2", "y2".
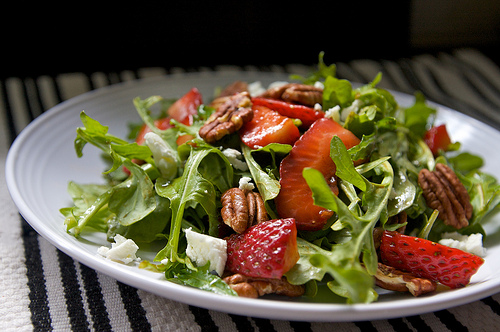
[
  {"x1": 97, "y1": 272, "x2": 132, "y2": 331},
  {"x1": 138, "y1": 289, "x2": 201, "y2": 332},
  {"x1": 90, "y1": 72, "x2": 111, "y2": 90},
  {"x1": 448, "y1": 299, "x2": 500, "y2": 331},
  {"x1": 414, "y1": 54, "x2": 500, "y2": 122},
  {"x1": 36, "y1": 75, "x2": 60, "y2": 110},
  {"x1": 208, "y1": 309, "x2": 239, "y2": 331},
  {"x1": 74, "y1": 263, "x2": 94, "y2": 331},
  {"x1": 4, "y1": 77, "x2": 31, "y2": 133},
  {"x1": 38, "y1": 237, "x2": 72, "y2": 331},
  {"x1": 440, "y1": 52, "x2": 500, "y2": 108},
  {"x1": 56, "y1": 73, "x2": 91, "y2": 101},
  {"x1": 454, "y1": 48, "x2": 500, "y2": 90},
  {"x1": 0, "y1": 158, "x2": 32, "y2": 330},
  {"x1": 381, "y1": 60, "x2": 417, "y2": 94}
]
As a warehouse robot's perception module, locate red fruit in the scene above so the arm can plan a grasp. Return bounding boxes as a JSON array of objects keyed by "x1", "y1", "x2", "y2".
[
  {"x1": 135, "y1": 87, "x2": 203, "y2": 145},
  {"x1": 225, "y1": 218, "x2": 299, "y2": 279},
  {"x1": 239, "y1": 105, "x2": 301, "y2": 149},
  {"x1": 167, "y1": 87, "x2": 203, "y2": 126},
  {"x1": 424, "y1": 124, "x2": 452, "y2": 156},
  {"x1": 135, "y1": 117, "x2": 174, "y2": 145},
  {"x1": 275, "y1": 118, "x2": 361, "y2": 230},
  {"x1": 251, "y1": 97, "x2": 324, "y2": 129},
  {"x1": 380, "y1": 230, "x2": 484, "y2": 289}
]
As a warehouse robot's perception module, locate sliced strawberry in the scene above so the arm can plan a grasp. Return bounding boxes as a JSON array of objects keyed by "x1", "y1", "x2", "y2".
[
  {"x1": 239, "y1": 105, "x2": 301, "y2": 149},
  {"x1": 275, "y1": 118, "x2": 361, "y2": 230},
  {"x1": 380, "y1": 230, "x2": 484, "y2": 289},
  {"x1": 251, "y1": 97, "x2": 324, "y2": 129},
  {"x1": 423, "y1": 124, "x2": 452, "y2": 156},
  {"x1": 135, "y1": 117, "x2": 174, "y2": 145},
  {"x1": 134, "y1": 87, "x2": 203, "y2": 145},
  {"x1": 167, "y1": 87, "x2": 203, "y2": 126},
  {"x1": 225, "y1": 218, "x2": 299, "y2": 279}
]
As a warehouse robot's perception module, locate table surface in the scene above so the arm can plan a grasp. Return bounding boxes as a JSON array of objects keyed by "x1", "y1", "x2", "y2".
[{"x1": 2, "y1": 48, "x2": 500, "y2": 331}]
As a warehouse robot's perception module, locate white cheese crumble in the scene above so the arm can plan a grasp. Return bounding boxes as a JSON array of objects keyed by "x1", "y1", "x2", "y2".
[
  {"x1": 266, "y1": 81, "x2": 288, "y2": 90},
  {"x1": 439, "y1": 232, "x2": 487, "y2": 257},
  {"x1": 341, "y1": 99, "x2": 363, "y2": 122},
  {"x1": 144, "y1": 132, "x2": 177, "y2": 180},
  {"x1": 239, "y1": 176, "x2": 255, "y2": 191},
  {"x1": 314, "y1": 81, "x2": 324, "y2": 89},
  {"x1": 222, "y1": 148, "x2": 248, "y2": 171},
  {"x1": 97, "y1": 234, "x2": 141, "y2": 264},
  {"x1": 185, "y1": 228, "x2": 227, "y2": 276},
  {"x1": 325, "y1": 105, "x2": 341, "y2": 123},
  {"x1": 248, "y1": 81, "x2": 266, "y2": 97}
]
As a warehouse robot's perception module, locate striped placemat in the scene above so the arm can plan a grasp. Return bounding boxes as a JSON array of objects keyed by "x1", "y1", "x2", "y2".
[{"x1": 2, "y1": 48, "x2": 500, "y2": 331}]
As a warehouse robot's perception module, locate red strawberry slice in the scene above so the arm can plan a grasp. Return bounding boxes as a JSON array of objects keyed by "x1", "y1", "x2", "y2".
[
  {"x1": 275, "y1": 118, "x2": 361, "y2": 231},
  {"x1": 251, "y1": 97, "x2": 324, "y2": 129},
  {"x1": 167, "y1": 87, "x2": 203, "y2": 126},
  {"x1": 135, "y1": 117, "x2": 174, "y2": 145},
  {"x1": 225, "y1": 218, "x2": 299, "y2": 279},
  {"x1": 239, "y1": 105, "x2": 301, "y2": 149},
  {"x1": 380, "y1": 230, "x2": 484, "y2": 289},
  {"x1": 423, "y1": 124, "x2": 452, "y2": 156}
]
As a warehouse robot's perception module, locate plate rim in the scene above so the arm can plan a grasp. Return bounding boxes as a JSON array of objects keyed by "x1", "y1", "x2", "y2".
[{"x1": 6, "y1": 70, "x2": 500, "y2": 322}]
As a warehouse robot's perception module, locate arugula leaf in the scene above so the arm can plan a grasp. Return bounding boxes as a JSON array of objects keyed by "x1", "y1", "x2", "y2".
[
  {"x1": 60, "y1": 182, "x2": 112, "y2": 234},
  {"x1": 167, "y1": 262, "x2": 237, "y2": 296},
  {"x1": 301, "y1": 158, "x2": 393, "y2": 303},
  {"x1": 154, "y1": 144, "x2": 233, "y2": 264},
  {"x1": 241, "y1": 143, "x2": 292, "y2": 218},
  {"x1": 404, "y1": 92, "x2": 436, "y2": 137},
  {"x1": 323, "y1": 76, "x2": 353, "y2": 110},
  {"x1": 330, "y1": 136, "x2": 366, "y2": 191}
]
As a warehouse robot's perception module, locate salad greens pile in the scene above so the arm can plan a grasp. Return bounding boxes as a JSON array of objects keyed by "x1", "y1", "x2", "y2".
[{"x1": 61, "y1": 53, "x2": 500, "y2": 303}]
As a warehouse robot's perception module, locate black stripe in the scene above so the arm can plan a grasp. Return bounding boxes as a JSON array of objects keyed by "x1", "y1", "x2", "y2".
[
  {"x1": 117, "y1": 281, "x2": 152, "y2": 331},
  {"x1": 21, "y1": 217, "x2": 52, "y2": 331},
  {"x1": 397, "y1": 58, "x2": 497, "y2": 128},
  {"x1": 388, "y1": 317, "x2": 412, "y2": 331},
  {"x1": 252, "y1": 317, "x2": 276, "y2": 332},
  {"x1": 354, "y1": 320, "x2": 377, "y2": 331},
  {"x1": 434, "y1": 309, "x2": 468, "y2": 331},
  {"x1": 405, "y1": 314, "x2": 433, "y2": 331},
  {"x1": 79, "y1": 263, "x2": 112, "y2": 331},
  {"x1": 188, "y1": 306, "x2": 218, "y2": 331},
  {"x1": 20, "y1": 78, "x2": 37, "y2": 122},
  {"x1": 482, "y1": 296, "x2": 500, "y2": 316},
  {"x1": 447, "y1": 54, "x2": 500, "y2": 101},
  {"x1": 229, "y1": 314, "x2": 254, "y2": 332},
  {"x1": 289, "y1": 320, "x2": 313, "y2": 332},
  {"x1": 57, "y1": 250, "x2": 90, "y2": 331},
  {"x1": 0, "y1": 78, "x2": 18, "y2": 145},
  {"x1": 52, "y1": 74, "x2": 64, "y2": 104}
]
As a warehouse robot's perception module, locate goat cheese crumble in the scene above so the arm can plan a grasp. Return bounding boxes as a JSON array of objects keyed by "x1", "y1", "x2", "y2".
[
  {"x1": 222, "y1": 148, "x2": 248, "y2": 171},
  {"x1": 185, "y1": 227, "x2": 227, "y2": 276},
  {"x1": 97, "y1": 234, "x2": 141, "y2": 264},
  {"x1": 439, "y1": 232, "x2": 487, "y2": 257}
]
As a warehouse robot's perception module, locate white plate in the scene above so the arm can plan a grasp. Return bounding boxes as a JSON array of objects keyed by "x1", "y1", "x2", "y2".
[{"x1": 6, "y1": 71, "x2": 500, "y2": 322}]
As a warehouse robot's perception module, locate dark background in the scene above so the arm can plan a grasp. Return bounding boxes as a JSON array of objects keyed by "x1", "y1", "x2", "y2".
[{"x1": 1, "y1": 1, "x2": 499, "y2": 79}]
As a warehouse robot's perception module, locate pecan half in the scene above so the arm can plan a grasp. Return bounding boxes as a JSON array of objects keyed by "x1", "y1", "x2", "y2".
[
  {"x1": 375, "y1": 263, "x2": 437, "y2": 297},
  {"x1": 209, "y1": 81, "x2": 249, "y2": 110},
  {"x1": 199, "y1": 92, "x2": 253, "y2": 143},
  {"x1": 418, "y1": 163, "x2": 472, "y2": 229},
  {"x1": 221, "y1": 188, "x2": 268, "y2": 233},
  {"x1": 223, "y1": 273, "x2": 305, "y2": 298},
  {"x1": 259, "y1": 83, "x2": 323, "y2": 107}
]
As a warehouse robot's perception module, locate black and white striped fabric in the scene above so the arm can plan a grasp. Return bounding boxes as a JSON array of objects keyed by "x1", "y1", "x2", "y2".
[{"x1": 2, "y1": 48, "x2": 500, "y2": 331}]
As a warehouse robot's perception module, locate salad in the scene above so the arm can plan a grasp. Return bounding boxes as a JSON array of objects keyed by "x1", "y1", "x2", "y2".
[{"x1": 61, "y1": 53, "x2": 500, "y2": 304}]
